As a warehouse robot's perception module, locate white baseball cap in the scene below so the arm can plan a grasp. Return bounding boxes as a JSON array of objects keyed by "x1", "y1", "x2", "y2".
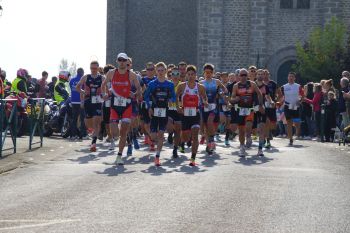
[{"x1": 117, "y1": 53, "x2": 128, "y2": 60}]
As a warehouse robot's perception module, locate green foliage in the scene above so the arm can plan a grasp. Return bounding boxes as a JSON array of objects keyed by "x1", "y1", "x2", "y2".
[{"x1": 293, "y1": 17, "x2": 350, "y2": 85}]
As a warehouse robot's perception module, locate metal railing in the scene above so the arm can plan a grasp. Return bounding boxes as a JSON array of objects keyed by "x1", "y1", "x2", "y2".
[
  {"x1": 28, "y1": 98, "x2": 45, "y2": 150},
  {"x1": 0, "y1": 99, "x2": 18, "y2": 157}
]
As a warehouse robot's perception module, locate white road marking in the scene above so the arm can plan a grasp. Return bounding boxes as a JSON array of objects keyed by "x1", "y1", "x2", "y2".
[{"x1": 0, "y1": 219, "x2": 81, "y2": 231}]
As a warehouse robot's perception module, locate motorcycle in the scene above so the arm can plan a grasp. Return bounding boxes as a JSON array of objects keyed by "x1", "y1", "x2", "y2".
[
  {"x1": 4, "y1": 92, "x2": 28, "y2": 137},
  {"x1": 43, "y1": 98, "x2": 72, "y2": 138}
]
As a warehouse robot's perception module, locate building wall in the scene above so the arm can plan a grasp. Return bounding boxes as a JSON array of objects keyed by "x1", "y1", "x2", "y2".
[{"x1": 107, "y1": 0, "x2": 350, "y2": 79}]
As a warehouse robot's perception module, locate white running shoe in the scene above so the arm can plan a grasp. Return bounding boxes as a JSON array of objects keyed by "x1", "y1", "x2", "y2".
[
  {"x1": 115, "y1": 156, "x2": 124, "y2": 165},
  {"x1": 109, "y1": 140, "x2": 115, "y2": 151},
  {"x1": 239, "y1": 145, "x2": 245, "y2": 157}
]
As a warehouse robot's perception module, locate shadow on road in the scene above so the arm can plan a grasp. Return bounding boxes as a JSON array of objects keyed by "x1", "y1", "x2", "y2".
[
  {"x1": 141, "y1": 165, "x2": 173, "y2": 176},
  {"x1": 68, "y1": 154, "x2": 99, "y2": 164},
  {"x1": 95, "y1": 165, "x2": 136, "y2": 176},
  {"x1": 234, "y1": 155, "x2": 273, "y2": 166},
  {"x1": 198, "y1": 153, "x2": 226, "y2": 167},
  {"x1": 175, "y1": 165, "x2": 207, "y2": 174}
]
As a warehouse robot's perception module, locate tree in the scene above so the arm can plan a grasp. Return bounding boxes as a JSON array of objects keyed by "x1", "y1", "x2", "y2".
[
  {"x1": 59, "y1": 59, "x2": 77, "y2": 77},
  {"x1": 293, "y1": 17, "x2": 350, "y2": 85}
]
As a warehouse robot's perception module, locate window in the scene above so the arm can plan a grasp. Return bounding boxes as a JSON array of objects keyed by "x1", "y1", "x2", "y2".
[
  {"x1": 280, "y1": 0, "x2": 293, "y2": 9},
  {"x1": 297, "y1": 0, "x2": 310, "y2": 9}
]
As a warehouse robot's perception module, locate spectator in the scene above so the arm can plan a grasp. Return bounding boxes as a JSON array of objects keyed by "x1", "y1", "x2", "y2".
[
  {"x1": 300, "y1": 82, "x2": 314, "y2": 139},
  {"x1": 339, "y1": 77, "x2": 350, "y2": 129},
  {"x1": 303, "y1": 84, "x2": 323, "y2": 139},
  {"x1": 324, "y1": 91, "x2": 338, "y2": 142},
  {"x1": 0, "y1": 67, "x2": 3, "y2": 99},
  {"x1": 69, "y1": 68, "x2": 87, "y2": 139},
  {"x1": 11, "y1": 68, "x2": 29, "y2": 94},
  {"x1": 37, "y1": 71, "x2": 49, "y2": 98},
  {"x1": 48, "y1": 76, "x2": 57, "y2": 99}
]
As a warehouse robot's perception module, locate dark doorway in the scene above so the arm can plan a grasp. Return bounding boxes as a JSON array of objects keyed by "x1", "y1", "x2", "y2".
[
  {"x1": 277, "y1": 60, "x2": 297, "y2": 86},
  {"x1": 125, "y1": 0, "x2": 198, "y2": 70}
]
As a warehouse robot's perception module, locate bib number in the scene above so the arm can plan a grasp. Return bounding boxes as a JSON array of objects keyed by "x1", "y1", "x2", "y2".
[
  {"x1": 91, "y1": 96, "x2": 102, "y2": 104},
  {"x1": 204, "y1": 103, "x2": 216, "y2": 112},
  {"x1": 184, "y1": 107, "x2": 197, "y2": 117},
  {"x1": 114, "y1": 96, "x2": 127, "y2": 107},
  {"x1": 154, "y1": 108, "x2": 167, "y2": 117},
  {"x1": 105, "y1": 99, "x2": 111, "y2": 107},
  {"x1": 288, "y1": 104, "x2": 298, "y2": 110},
  {"x1": 239, "y1": 108, "x2": 251, "y2": 116},
  {"x1": 222, "y1": 105, "x2": 229, "y2": 112},
  {"x1": 169, "y1": 106, "x2": 177, "y2": 111}
]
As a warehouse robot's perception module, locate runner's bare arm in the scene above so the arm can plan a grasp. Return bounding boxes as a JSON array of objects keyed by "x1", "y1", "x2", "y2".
[
  {"x1": 129, "y1": 71, "x2": 142, "y2": 98},
  {"x1": 252, "y1": 83, "x2": 263, "y2": 106},
  {"x1": 176, "y1": 83, "x2": 185, "y2": 109},
  {"x1": 217, "y1": 80, "x2": 228, "y2": 93},
  {"x1": 76, "y1": 75, "x2": 87, "y2": 94},
  {"x1": 230, "y1": 84, "x2": 239, "y2": 103},
  {"x1": 198, "y1": 84, "x2": 208, "y2": 106},
  {"x1": 102, "y1": 70, "x2": 113, "y2": 95}
]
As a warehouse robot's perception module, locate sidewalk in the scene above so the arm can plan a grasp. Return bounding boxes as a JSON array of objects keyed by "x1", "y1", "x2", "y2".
[{"x1": 0, "y1": 135, "x2": 89, "y2": 174}]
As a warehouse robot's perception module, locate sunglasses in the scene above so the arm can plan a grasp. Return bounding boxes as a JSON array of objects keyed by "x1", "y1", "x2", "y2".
[
  {"x1": 240, "y1": 74, "x2": 248, "y2": 77},
  {"x1": 118, "y1": 58, "x2": 127, "y2": 62},
  {"x1": 157, "y1": 69, "x2": 165, "y2": 73},
  {"x1": 171, "y1": 72, "x2": 180, "y2": 76},
  {"x1": 146, "y1": 68, "x2": 155, "y2": 71}
]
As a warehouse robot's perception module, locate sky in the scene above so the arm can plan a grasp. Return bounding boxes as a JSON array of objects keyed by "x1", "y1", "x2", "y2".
[{"x1": 0, "y1": 0, "x2": 107, "y2": 81}]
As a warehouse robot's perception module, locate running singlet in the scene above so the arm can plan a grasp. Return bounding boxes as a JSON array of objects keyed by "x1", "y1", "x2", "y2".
[
  {"x1": 142, "y1": 76, "x2": 156, "y2": 87},
  {"x1": 281, "y1": 83, "x2": 303, "y2": 107},
  {"x1": 182, "y1": 82, "x2": 200, "y2": 117},
  {"x1": 169, "y1": 81, "x2": 181, "y2": 110},
  {"x1": 84, "y1": 74, "x2": 103, "y2": 102},
  {"x1": 145, "y1": 79, "x2": 176, "y2": 109},
  {"x1": 202, "y1": 79, "x2": 217, "y2": 104},
  {"x1": 111, "y1": 70, "x2": 131, "y2": 105},
  {"x1": 236, "y1": 81, "x2": 254, "y2": 108},
  {"x1": 266, "y1": 80, "x2": 277, "y2": 102}
]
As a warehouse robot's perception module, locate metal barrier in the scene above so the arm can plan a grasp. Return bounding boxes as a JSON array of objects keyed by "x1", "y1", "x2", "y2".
[
  {"x1": 0, "y1": 99, "x2": 18, "y2": 157},
  {"x1": 28, "y1": 98, "x2": 45, "y2": 150}
]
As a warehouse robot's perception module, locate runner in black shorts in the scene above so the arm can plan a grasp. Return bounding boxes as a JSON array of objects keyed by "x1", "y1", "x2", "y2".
[{"x1": 176, "y1": 65, "x2": 208, "y2": 166}]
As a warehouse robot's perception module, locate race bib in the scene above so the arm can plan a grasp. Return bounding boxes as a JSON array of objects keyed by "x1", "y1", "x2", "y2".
[
  {"x1": 154, "y1": 108, "x2": 167, "y2": 117},
  {"x1": 114, "y1": 96, "x2": 127, "y2": 107},
  {"x1": 288, "y1": 104, "x2": 298, "y2": 110},
  {"x1": 204, "y1": 103, "x2": 216, "y2": 112},
  {"x1": 239, "y1": 108, "x2": 251, "y2": 116},
  {"x1": 222, "y1": 105, "x2": 229, "y2": 112},
  {"x1": 265, "y1": 101, "x2": 272, "y2": 108},
  {"x1": 169, "y1": 106, "x2": 177, "y2": 111},
  {"x1": 184, "y1": 107, "x2": 197, "y2": 117},
  {"x1": 105, "y1": 99, "x2": 111, "y2": 107},
  {"x1": 91, "y1": 96, "x2": 102, "y2": 104}
]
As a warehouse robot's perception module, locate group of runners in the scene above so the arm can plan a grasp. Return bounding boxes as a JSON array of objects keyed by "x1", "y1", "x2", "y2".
[{"x1": 75, "y1": 53, "x2": 304, "y2": 167}]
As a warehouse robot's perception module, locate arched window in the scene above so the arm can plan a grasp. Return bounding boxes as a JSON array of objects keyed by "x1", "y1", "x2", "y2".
[
  {"x1": 280, "y1": 0, "x2": 293, "y2": 9},
  {"x1": 297, "y1": 0, "x2": 310, "y2": 9}
]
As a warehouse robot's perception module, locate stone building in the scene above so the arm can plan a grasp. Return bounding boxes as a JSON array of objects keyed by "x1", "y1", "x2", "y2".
[{"x1": 107, "y1": 0, "x2": 350, "y2": 84}]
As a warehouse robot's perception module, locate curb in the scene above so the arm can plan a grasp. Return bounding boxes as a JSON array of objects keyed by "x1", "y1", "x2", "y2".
[{"x1": 0, "y1": 160, "x2": 22, "y2": 175}]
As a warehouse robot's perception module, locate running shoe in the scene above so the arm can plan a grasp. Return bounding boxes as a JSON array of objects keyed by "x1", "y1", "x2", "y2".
[
  {"x1": 115, "y1": 156, "x2": 124, "y2": 165},
  {"x1": 264, "y1": 141, "x2": 271, "y2": 149},
  {"x1": 172, "y1": 148, "x2": 178, "y2": 159},
  {"x1": 90, "y1": 143, "x2": 97, "y2": 152},
  {"x1": 187, "y1": 140, "x2": 192, "y2": 148},
  {"x1": 245, "y1": 137, "x2": 253, "y2": 148},
  {"x1": 238, "y1": 145, "x2": 245, "y2": 157},
  {"x1": 289, "y1": 139, "x2": 293, "y2": 146},
  {"x1": 133, "y1": 138, "x2": 140, "y2": 150},
  {"x1": 109, "y1": 140, "x2": 115, "y2": 151},
  {"x1": 150, "y1": 143, "x2": 156, "y2": 152},
  {"x1": 199, "y1": 136, "x2": 205, "y2": 145},
  {"x1": 167, "y1": 133, "x2": 173, "y2": 145},
  {"x1": 215, "y1": 134, "x2": 221, "y2": 142},
  {"x1": 127, "y1": 144, "x2": 133, "y2": 156},
  {"x1": 180, "y1": 144, "x2": 185, "y2": 153},
  {"x1": 189, "y1": 159, "x2": 196, "y2": 167},
  {"x1": 105, "y1": 137, "x2": 112, "y2": 143},
  {"x1": 257, "y1": 149, "x2": 264, "y2": 157},
  {"x1": 154, "y1": 157, "x2": 161, "y2": 166},
  {"x1": 225, "y1": 139, "x2": 230, "y2": 146}
]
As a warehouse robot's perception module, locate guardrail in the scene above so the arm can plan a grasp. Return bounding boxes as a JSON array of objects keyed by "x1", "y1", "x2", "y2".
[
  {"x1": 28, "y1": 98, "x2": 45, "y2": 150},
  {"x1": 0, "y1": 99, "x2": 18, "y2": 158}
]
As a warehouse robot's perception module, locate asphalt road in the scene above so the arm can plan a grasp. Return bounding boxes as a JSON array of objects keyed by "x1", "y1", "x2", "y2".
[{"x1": 0, "y1": 136, "x2": 350, "y2": 233}]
